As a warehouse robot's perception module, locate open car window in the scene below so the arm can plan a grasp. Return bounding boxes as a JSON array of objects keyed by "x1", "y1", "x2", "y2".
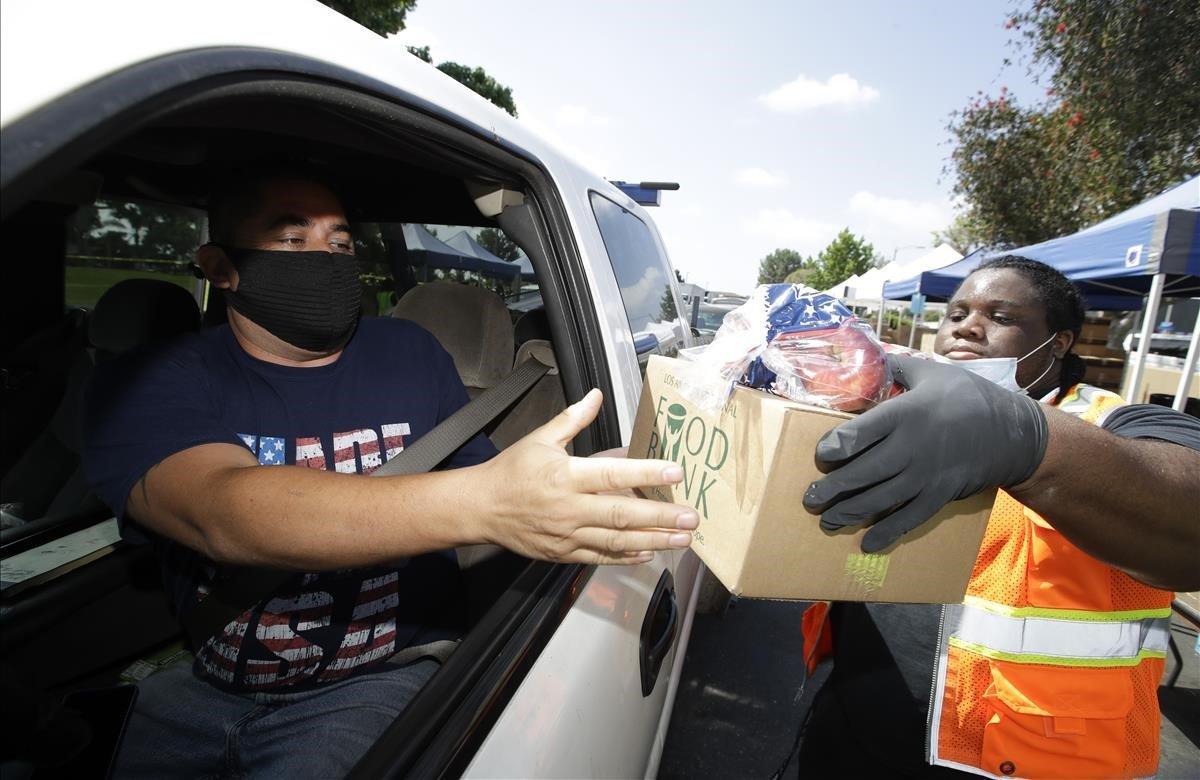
[
  {"x1": 354, "y1": 222, "x2": 538, "y2": 319},
  {"x1": 65, "y1": 198, "x2": 205, "y2": 310}
]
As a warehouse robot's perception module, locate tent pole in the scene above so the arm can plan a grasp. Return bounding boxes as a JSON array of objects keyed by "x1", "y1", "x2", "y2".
[
  {"x1": 876, "y1": 295, "x2": 885, "y2": 335},
  {"x1": 1171, "y1": 304, "x2": 1200, "y2": 412},
  {"x1": 1124, "y1": 272, "x2": 1166, "y2": 403}
]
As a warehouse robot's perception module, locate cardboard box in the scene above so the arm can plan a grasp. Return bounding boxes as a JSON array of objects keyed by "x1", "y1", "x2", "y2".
[{"x1": 629, "y1": 356, "x2": 993, "y2": 604}]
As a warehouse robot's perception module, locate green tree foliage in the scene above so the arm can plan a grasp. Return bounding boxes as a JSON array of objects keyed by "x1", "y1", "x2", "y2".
[
  {"x1": 408, "y1": 45, "x2": 518, "y2": 117},
  {"x1": 931, "y1": 213, "x2": 985, "y2": 255},
  {"x1": 319, "y1": 0, "x2": 417, "y2": 36},
  {"x1": 68, "y1": 200, "x2": 201, "y2": 261},
  {"x1": 804, "y1": 229, "x2": 877, "y2": 291},
  {"x1": 756, "y1": 248, "x2": 805, "y2": 285},
  {"x1": 436, "y1": 62, "x2": 518, "y2": 117},
  {"x1": 947, "y1": 1, "x2": 1200, "y2": 248},
  {"x1": 477, "y1": 227, "x2": 519, "y2": 260},
  {"x1": 659, "y1": 286, "x2": 678, "y2": 322},
  {"x1": 783, "y1": 266, "x2": 817, "y2": 287}
]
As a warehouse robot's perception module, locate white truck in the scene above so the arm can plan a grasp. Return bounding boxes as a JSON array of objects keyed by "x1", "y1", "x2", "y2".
[{"x1": 0, "y1": 1, "x2": 705, "y2": 776}]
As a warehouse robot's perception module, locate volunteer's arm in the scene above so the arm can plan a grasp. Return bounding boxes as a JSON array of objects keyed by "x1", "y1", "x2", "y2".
[
  {"x1": 805, "y1": 355, "x2": 1200, "y2": 592},
  {"x1": 1008, "y1": 407, "x2": 1200, "y2": 591},
  {"x1": 126, "y1": 390, "x2": 697, "y2": 570}
]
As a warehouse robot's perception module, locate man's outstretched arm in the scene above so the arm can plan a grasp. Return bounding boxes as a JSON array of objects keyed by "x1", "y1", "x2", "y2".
[{"x1": 127, "y1": 390, "x2": 698, "y2": 569}]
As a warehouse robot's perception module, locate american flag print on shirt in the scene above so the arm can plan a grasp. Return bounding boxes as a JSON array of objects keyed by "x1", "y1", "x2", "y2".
[{"x1": 194, "y1": 422, "x2": 419, "y2": 691}]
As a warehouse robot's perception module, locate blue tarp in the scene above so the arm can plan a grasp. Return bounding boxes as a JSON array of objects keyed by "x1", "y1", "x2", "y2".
[
  {"x1": 882, "y1": 177, "x2": 1200, "y2": 310},
  {"x1": 444, "y1": 230, "x2": 537, "y2": 282},
  {"x1": 403, "y1": 224, "x2": 536, "y2": 282}
]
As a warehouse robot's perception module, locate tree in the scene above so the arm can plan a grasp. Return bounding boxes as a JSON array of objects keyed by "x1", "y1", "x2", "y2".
[
  {"x1": 947, "y1": 1, "x2": 1200, "y2": 248},
  {"x1": 804, "y1": 229, "x2": 877, "y2": 291},
  {"x1": 756, "y1": 248, "x2": 805, "y2": 285},
  {"x1": 931, "y1": 213, "x2": 985, "y2": 256},
  {"x1": 322, "y1": 2, "x2": 520, "y2": 115},
  {"x1": 408, "y1": 45, "x2": 518, "y2": 117},
  {"x1": 318, "y1": 0, "x2": 416, "y2": 36},
  {"x1": 783, "y1": 266, "x2": 817, "y2": 287},
  {"x1": 659, "y1": 286, "x2": 678, "y2": 322},
  {"x1": 69, "y1": 200, "x2": 201, "y2": 262},
  {"x1": 477, "y1": 227, "x2": 519, "y2": 260}
]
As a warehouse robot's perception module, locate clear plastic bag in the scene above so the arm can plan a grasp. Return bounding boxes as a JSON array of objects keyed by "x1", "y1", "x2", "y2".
[
  {"x1": 760, "y1": 318, "x2": 892, "y2": 411},
  {"x1": 678, "y1": 285, "x2": 893, "y2": 413}
]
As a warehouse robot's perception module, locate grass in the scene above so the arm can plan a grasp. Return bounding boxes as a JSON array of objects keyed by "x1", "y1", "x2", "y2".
[{"x1": 65, "y1": 266, "x2": 196, "y2": 308}]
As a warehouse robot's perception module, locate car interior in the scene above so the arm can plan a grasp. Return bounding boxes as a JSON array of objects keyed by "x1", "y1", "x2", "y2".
[{"x1": 0, "y1": 79, "x2": 614, "y2": 776}]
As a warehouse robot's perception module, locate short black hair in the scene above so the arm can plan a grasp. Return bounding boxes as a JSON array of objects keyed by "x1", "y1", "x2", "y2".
[
  {"x1": 964, "y1": 255, "x2": 1088, "y2": 397},
  {"x1": 206, "y1": 161, "x2": 347, "y2": 244}
]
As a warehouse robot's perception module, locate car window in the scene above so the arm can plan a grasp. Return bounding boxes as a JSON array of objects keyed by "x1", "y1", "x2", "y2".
[
  {"x1": 65, "y1": 198, "x2": 204, "y2": 309},
  {"x1": 589, "y1": 193, "x2": 684, "y2": 368},
  {"x1": 696, "y1": 307, "x2": 730, "y2": 331},
  {"x1": 353, "y1": 222, "x2": 537, "y2": 318}
]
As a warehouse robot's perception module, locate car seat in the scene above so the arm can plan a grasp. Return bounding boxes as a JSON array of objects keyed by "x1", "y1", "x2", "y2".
[
  {"x1": 391, "y1": 282, "x2": 514, "y2": 399},
  {"x1": 0, "y1": 279, "x2": 201, "y2": 522}
]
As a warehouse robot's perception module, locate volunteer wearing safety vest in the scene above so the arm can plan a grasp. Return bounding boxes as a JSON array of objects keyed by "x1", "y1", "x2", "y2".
[{"x1": 794, "y1": 256, "x2": 1200, "y2": 779}]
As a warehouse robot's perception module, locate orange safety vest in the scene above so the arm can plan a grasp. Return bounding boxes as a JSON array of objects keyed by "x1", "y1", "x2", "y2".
[{"x1": 803, "y1": 384, "x2": 1174, "y2": 780}]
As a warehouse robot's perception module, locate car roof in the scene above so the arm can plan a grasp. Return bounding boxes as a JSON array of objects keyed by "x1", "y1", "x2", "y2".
[{"x1": 0, "y1": 0, "x2": 643, "y2": 213}]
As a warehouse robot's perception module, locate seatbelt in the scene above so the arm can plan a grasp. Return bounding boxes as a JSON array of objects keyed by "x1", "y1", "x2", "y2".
[{"x1": 181, "y1": 356, "x2": 552, "y2": 650}]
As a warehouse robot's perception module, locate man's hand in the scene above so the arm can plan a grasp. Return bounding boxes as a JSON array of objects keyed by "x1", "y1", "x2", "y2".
[
  {"x1": 476, "y1": 390, "x2": 698, "y2": 565},
  {"x1": 802, "y1": 355, "x2": 1048, "y2": 553}
]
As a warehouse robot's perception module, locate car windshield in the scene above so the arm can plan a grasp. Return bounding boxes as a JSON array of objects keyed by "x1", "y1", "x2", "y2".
[{"x1": 696, "y1": 306, "x2": 733, "y2": 330}]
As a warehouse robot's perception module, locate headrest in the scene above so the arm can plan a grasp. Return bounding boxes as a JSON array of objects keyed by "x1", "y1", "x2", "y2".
[
  {"x1": 515, "y1": 339, "x2": 559, "y2": 376},
  {"x1": 89, "y1": 278, "x2": 201, "y2": 356},
  {"x1": 392, "y1": 282, "x2": 514, "y2": 389},
  {"x1": 514, "y1": 308, "x2": 551, "y2": 346}
]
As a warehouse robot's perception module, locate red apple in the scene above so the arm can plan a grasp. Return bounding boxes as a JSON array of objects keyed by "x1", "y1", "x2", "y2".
[{"x1": 768, "y1": 321, "x2": 890, "y2": 411}]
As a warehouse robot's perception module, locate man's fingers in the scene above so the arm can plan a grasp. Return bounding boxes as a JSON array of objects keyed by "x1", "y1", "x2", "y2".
[
  {"x1": 570, "y1": 526, "x2": 693, "y2": 557},
  {"x1": 529, "y1": 388, "x2": 603, "y2": 448},
  {"x1": 568, "y1": 455, "x2": 684, "y2": 494},
  {"x1": 804, "y1": 436, "x2": 908, "y2": 513},
  {"x1": 577, "y1": 493, "x2": 699, "y2": 532},
  {"x1": 859, "y1": 488, "x2": 955, "y2": 554},
  {"x1": 583, "y1": 550, "x2": 657, "y2": 566}
]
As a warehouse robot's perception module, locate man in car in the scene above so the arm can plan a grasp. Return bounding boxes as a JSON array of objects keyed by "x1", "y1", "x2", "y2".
[{"x1": 82, "y1": 163, "x2": 698, "y2": 776}]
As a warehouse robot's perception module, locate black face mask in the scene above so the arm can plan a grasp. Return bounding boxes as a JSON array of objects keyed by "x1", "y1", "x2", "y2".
[{"x1": 220, "y1": 247, "x2": 362, "y2": 353}]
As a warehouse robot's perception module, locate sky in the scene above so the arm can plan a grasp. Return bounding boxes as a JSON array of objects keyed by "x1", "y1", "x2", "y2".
[{"x1": 391, "y1": 1, "x2": 1043, "y2": 294}]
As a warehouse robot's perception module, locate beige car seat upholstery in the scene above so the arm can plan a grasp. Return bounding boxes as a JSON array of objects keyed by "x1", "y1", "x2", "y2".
[
  {"x1": 391, "y1": 284, "x2": 568, "y2": 452},
  {"x1": 490, "y1": 340, "x2": 569, "y2": 452},
  {"x1": 391, "y1": 282, "x2": 513, "y2": 398}
]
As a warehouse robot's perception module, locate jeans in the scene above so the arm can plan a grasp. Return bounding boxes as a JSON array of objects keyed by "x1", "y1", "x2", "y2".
[{"x1": 113, "y1": 658, "x2": 438, "y2": 779}]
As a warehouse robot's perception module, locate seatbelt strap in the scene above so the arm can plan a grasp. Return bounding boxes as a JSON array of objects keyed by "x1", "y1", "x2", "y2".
[{"x1": 182, "y1": 357, "x2": 552, "y2": 650}]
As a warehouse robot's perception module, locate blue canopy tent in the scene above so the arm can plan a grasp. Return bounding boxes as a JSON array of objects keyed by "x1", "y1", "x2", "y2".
[
  {"x1": 884, "y1": 176, "x2": 1199, "y2": 304},
  {"x1": 882, "y1": 176, "x2": 1200, "y2": 409},
  {"x1": 882, "y1": 249, "x2": 1149, "y2": 311},
  {"x1": 444, "y1": 230, "x2": 537, "y2": 282},
  {"x1": 400, "y1": 223, "x2": 484, "y2": 275}
]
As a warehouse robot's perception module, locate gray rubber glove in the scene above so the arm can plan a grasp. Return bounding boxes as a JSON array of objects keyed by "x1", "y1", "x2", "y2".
[{"x1": 802, "y1": 354, "x2": 1049, "y2": 553}]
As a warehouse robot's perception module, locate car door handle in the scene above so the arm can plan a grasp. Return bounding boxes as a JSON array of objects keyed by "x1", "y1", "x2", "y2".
[{"x1": 639, "y1": 569, "x2": 678, "y2": 697}]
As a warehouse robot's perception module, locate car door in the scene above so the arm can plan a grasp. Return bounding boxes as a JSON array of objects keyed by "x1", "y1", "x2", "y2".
[{"x1": 456, "y1": 187, "x2": 701, "y2": 779}]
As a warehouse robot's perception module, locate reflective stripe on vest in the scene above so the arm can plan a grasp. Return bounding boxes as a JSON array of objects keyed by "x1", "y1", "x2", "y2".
[{"x1": 946, "y1": 602, "x2": 1170, "y2": 668}]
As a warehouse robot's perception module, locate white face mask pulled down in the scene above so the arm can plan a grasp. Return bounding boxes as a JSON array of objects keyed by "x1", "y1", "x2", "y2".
[{"x1": 932, "y1": 333, "x2": 1057, "y2": 395}]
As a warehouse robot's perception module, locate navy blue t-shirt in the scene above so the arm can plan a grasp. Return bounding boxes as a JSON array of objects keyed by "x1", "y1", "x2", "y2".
[{"x1": 82, "y1": 317, "x2": 497, "y2": 692}]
